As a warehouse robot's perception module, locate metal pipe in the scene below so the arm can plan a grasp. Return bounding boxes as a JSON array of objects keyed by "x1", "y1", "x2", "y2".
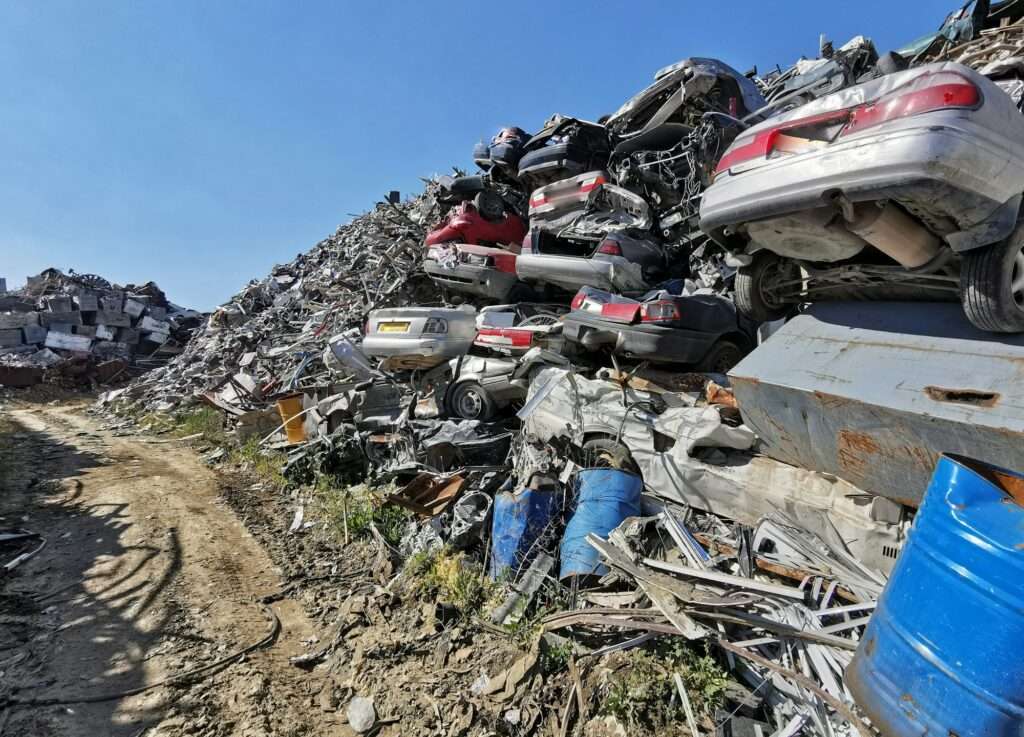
[{"x1": 845, "y1": 201, "x2": 943, "y2": 269}]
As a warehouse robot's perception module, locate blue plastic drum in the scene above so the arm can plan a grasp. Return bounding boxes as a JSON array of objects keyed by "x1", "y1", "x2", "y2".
[
  {"x1": 559, "y1": 468, "x2": 643, "y2": 579},
  {"x1": 848, "y1": 454, "x2": 1024, "y2": 736},
  {"x1": 489, "y1": 487, "x2": 558, "y2": 580}
]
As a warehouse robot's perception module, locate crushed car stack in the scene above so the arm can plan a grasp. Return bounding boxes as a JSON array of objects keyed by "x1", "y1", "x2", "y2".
[
  {"x1": 90, "y1": 3, "x2": 1024, "y2": 736},
  {"x1": 0, "y1": 268, "x2": 202, "y2": 388}
]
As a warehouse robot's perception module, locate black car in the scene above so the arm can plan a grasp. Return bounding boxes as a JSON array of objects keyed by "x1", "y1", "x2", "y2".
[{"x1": 562, "y1": 285, "x2": 757, "y2": 371}]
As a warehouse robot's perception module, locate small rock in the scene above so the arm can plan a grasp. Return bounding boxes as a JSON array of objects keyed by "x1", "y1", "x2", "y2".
[{"x1": 347, "y1": 696, "x2": 376, "y2": 733}]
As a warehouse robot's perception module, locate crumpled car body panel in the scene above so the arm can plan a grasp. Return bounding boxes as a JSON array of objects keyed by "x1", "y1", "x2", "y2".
[
  {"x1": 424, "y1": 243, "x2": 520, "y2": 300},
  {"x1": 425, "y1": 201, "x2": 527, "y2": 247},
  {"x1": 607, "y1": 57, "x2": 767, "y2": 137}
]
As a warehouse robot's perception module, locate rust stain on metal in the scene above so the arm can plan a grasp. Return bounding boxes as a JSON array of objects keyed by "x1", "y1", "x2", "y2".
[
  {"x1": 813, "y1": 390, "x2": 851, "y2": 409},
  {"x1": 837, "y1": 430, "x2": 881, "y2": 475},
  {"x1": 993, "y1": 471, "x2": 1024, "y2": 507},
  {"x1": 924, "y1": 385, "x2": 1000, "y2": 408}
]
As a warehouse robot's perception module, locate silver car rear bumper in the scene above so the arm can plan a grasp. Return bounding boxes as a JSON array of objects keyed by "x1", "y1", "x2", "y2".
[
  {"x1": 701, "y1": 119, "x2": 1024, "y2": 252},
  {"x1": 362, "y1": 335, "x2": 473, "y2": 358}
]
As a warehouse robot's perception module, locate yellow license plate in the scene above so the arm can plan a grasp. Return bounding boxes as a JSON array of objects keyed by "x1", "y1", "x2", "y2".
[{"x1": 378, "y1": 322, "x2": 410, "y2": 333}]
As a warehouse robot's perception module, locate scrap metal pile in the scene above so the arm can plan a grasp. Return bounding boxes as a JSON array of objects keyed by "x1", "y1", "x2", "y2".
[
  {"x1": 95, "y1": 3, "x2": 1024, "y2": 735},
  {"x1": 0, "y1": 268, "x2": 202, "y2": 389}
]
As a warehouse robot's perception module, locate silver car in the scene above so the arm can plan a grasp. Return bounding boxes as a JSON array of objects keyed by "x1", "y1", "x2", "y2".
[
  {"x1": 700, "y1": 62, "x2": 1024, "y2": 332},
  {"x1": 362, "y1": 307, "x2": 477, "y2": 370}
]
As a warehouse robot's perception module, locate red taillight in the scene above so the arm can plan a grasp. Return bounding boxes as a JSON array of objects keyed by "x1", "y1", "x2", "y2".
[
  {"x1": 715, "y1": 72, "x2": 981, "y2": 175},
  {"x1": 844, "y1": 76, "x2": 980, "y2": 136},
  {"x1": 600, "y1": 302, "x2": 641, "y2": 322},
  {"x1": 640, "y1": 301, "x2": 681, "y2": 323},
  {"x1": 570, "y1": 290, "x2": 586, "y2": 310},
  {"x1": 529, "y1": 190, "x2": 547, "y2": 208},
  {"x1": 715, "y1": 109, "x2": 849, "y2": 175},
  {"x1": 596, "y1": 239, "x2": 622, "y2": 256},
  {"x1": 490, "y1": 252, "x2": 517, "y2": 273},
  {"x1": 476, "y1": 328, "x2": 534, "y2": 348},
  {"x1": 579, "y1": 174, "x2": 606, "y2": 194}
]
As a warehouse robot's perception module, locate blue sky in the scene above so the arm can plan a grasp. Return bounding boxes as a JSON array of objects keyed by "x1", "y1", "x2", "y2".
[{"x1": 1, "y1": 0, "x2": 955, "y2": 309}]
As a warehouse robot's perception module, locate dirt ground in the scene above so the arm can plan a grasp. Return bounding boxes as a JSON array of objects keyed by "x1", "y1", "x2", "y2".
[
  {"x1": 0, "y1": 395, "x2": 560, "y2": 737},
  {"x1": 1, "y1": 395, "x2": 660, "y2": 737},
  {"x1": 0, "y1": 397, "x2": 332, "y2": 737}
]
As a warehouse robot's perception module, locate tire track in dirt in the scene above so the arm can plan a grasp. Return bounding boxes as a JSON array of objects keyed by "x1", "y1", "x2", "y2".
[{"x1": 0, "y1": 401, "x2": 333, "y2": 737}]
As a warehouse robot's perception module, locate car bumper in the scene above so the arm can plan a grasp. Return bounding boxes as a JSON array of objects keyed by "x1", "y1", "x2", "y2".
[
  {"x1": 700, "y1": 120, "x2": 1024, "y2": 251},
  {"x1": 424, "y1": 260, "x2": 518, "y2": 300},
  {"x1": 562, "y1": 312, "x2": 718, "y2": 364},
  {"x1": 362, "y1": 334, "x2": 473, "y2": 359},
  {"x1": 516, "y1": 254, "x2": 649, "y2": 294}
]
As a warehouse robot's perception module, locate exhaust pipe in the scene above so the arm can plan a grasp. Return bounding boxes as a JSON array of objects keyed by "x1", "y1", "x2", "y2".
[{"x1": 845, "y1": 201, "x2": 942, "y2": 269}]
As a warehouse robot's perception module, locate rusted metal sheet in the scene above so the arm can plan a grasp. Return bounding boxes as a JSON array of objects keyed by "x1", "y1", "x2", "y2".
[{"x1": 729, "y1": 302, "x2": 1024, "y2": 507}]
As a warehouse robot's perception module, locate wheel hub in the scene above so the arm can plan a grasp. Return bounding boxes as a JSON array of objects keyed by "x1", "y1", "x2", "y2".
[
  {"x1": 457, "y1": 389, "x2": 483, "y2": 418},
  {"x1": 1012, "y1": 245, "x2": 1024, "y2": 308}
]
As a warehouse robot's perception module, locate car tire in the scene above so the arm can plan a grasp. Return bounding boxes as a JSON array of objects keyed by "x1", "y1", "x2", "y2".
[
  {"x1": 695, "y1": 339, "x2": 745, "y2": 374},
  {"x1": 446, "y1": 381, "x2": 497, "y2": 421},
  {"x1": 960, "y1": 225, "x2": 1024, "y2": 333},
  {"x1": 735, "y1": 252, "x2": 798, "y2": 323},
  {"x1": 506, "y1": 283, "x2": 540, "y2": 303}
]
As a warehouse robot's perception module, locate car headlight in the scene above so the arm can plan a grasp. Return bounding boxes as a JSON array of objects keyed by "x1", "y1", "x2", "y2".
[{"x1": 423, "y1": 317, "x2": 448, "y2": 334}]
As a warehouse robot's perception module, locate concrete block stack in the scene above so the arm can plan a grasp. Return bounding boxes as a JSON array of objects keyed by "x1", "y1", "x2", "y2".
[{"x1": 0, "y1": 269, "x2": 204, "y2": 387}]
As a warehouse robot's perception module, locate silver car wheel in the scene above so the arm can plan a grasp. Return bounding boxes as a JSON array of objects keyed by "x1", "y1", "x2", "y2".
[
  {"x1": 456, "y1": 387, "x2": 484, "y2": 418},
  {"x1": 1013, "y1": 246, "x2": 1024, "y2": 307}
]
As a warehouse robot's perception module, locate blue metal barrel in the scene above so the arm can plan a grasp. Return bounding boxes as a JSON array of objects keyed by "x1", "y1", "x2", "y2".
[
  {"x1": 848, "y1": 454, "x2": 1024, "y2": 736},
  {"x1": 559, "y1": 469, "x2": 643, "y2": 579},
  {"x1": 489, "y1": 487, "x2": 558, "y2": 580}
]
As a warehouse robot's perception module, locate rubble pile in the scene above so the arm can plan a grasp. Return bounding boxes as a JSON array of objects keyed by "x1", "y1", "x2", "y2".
[
  {"x1": 109, "y1": 182, "x2": 446, "y2": 413},
  {"x1": 85, "y1": 3, "x2": 1024, "y2": 736},
  {"x1": 0, "y1": 268, "x2": 202, "y2": 389}
]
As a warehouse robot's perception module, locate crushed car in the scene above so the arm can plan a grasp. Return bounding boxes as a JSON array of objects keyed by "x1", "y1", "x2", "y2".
[
  {"x1": 757, "y1": 36, "x2": 881, "y2": 117},
  {"x1": 700, "y1": 61, "x2": 1024, "y2": 332},
  {"x1": 515, "y1": 171, "x2": 670, "y2": 294},
  {"x1": 445, "y1": 348, "x2": 567, "y2": 421},
  {"x1": 516, "y1": 115, "x2": 611, "y2": 192},
  {"x1": 423, "y1": 242, "x2": 530, "y2": 302},
  {"x1": 473, "y1": 126, "x2": 532, "y2": 182},
  {"x1": 425, "y1": 175, "x2": 526, "y2": 248},
  {"x1": 473, "y1": 303, "x2": 565, "y2": 355},
  {"x1": 602, "y1": 58, "x2": 769, "y2": 252},
  {"x1": 562, "y1": 285, "x2": 756, "y2": 371}
]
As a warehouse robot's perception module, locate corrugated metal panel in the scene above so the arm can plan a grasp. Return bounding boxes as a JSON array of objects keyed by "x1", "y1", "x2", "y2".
[
  {"x1": 848, "y1": 454, "x2": 1024, "y2": 736},
  {"x1": 729, "y1": 302, "x2": 1024, "y2": 506}
]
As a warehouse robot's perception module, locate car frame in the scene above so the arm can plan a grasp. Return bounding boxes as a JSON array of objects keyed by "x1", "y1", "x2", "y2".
[{"x1": 700, "y1": 61, "x2": 1024, "y2": 332}]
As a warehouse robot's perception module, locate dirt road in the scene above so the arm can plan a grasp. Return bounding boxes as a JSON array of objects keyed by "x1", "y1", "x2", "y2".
[{"x1": 0, "y1": 400, "x2": 334, "y2": 737}]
